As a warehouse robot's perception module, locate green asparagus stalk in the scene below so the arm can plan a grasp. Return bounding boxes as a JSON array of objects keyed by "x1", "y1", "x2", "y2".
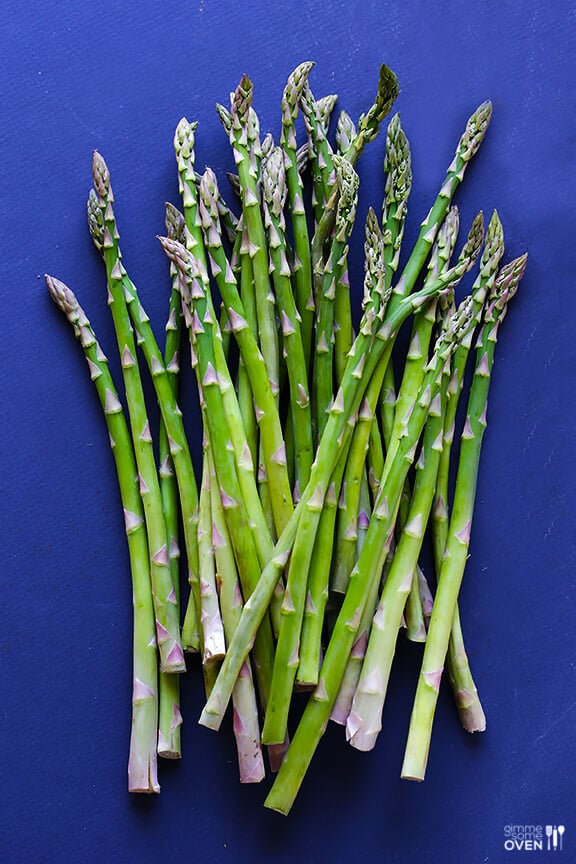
[
  {"x1": 378, "y1": 113, "x2": 412, "y2": 449},
  {"x1": 388, "y1": 100, "x2": 492, "y2": 315},
  {"x1": 300, "y1": 79, "x2": 337, "y2": 228},
  {"x1": 235, "y1": 227, "x2": 259, "y2": 468},
  {"x1": 313, "y1": 156, "x2": 359, "y2": 439},
  {"x1": 331, "y1": 208, "x2": 387, "y2": 595},
  {"x1": 207, "y1": 450, "x2": 265, "y2": 782},
  {"x1": 295, "y1": 457, "x2": 347, "y2": 687},
  {"x1": 401, "y1": 253, "x2": 527, "y2": 781},
  {"x1": 225, "y1": 75, "x2": 280, "y2": 398},
  {"x1": 330, "y1": 513, "x2": 391, "y2": 726},
  {"x1": 197, "y1": 452, "x2": 226, "y2": 665},
  {"x1": 91, "y1": 154, "x2": 184, "y2": 674},
  {"x1": 157, "y1": 202, "x2": 186, "y2": 756},
  {"x1": 280, "y1": 62, "x2": 315, "y2": 370},
  {"x1": 433, "y1": 209, "x2": 504, "y2": 732},
  {"x1": 390, "y1": 205, "x2": 462, "y2": 641},
  {"x1": 261, "y1": 147, "x2": 314, "y2": 492},
  {"x1": 46, "y1": 275, "x2": 160, "y2": 793}
]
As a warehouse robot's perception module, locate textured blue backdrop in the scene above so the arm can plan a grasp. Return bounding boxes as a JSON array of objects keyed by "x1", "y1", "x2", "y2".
[{"x1": 1, "y1": 1, "x2": 575, "y2": 862}]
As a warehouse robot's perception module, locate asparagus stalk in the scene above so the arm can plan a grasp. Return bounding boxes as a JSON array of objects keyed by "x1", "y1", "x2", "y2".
[
  {"x1": 197, "y1": 452, "x2": 226, "y2": 665},
  {"x1": 300, "y1": 79, "x2": 337, "y2": 228},
  {"x1": 313, "y1": 156, "x2": 359, "y2": 439},
  {"x1": 296, "y1": 456, "x2": 347, "y2": 687},
  {"x1": 388, "y1": 100, "x2": 492, "y2": 313},
  {"x1": 91, "y1": 154, "x2": 184, "y2": 674},
  {"x1": 225, "y1": 75, "x2": 280, "y2": 399},
  {"x1": 208, "y1": 450, "x2": 265, "y2": 782},
  {"x1": 331, "y1": 208, "x2": 388, "y2": 596},
  {"x1": 378, "y1": 113, "x2": 413, "y2": 449},
  {"x1": 390, "y1": 206, "x2": 461, "y2": 641},
  {"x1": 157, "y1": 202, "x2": 186, "y2": 756},
  {"x1": 401, "y1": 253, "x2": 527, "y2": 781},
  {"x1": 433, "y1": 209, "x2": 505, "y2": 732},
  {"x1": 46, "y1": 275, "x2": 160, "y2": 793},
  {"x1": 261, "y1": 147, "x2": 314, "y2": 491},
  {"x1": 343, "y1": 64, "x2": 400, "y2": 167},
  {"x1": 280, "y1": 62, "x2": 315, "y2": 370},
  {"x1": 235, "y1": 226, "x2": 259, "y2": 469}
]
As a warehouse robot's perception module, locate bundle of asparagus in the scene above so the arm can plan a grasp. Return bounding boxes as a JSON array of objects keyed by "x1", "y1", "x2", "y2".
[{"x1": 47, "y1": 61, "x2": 526, "y2": 812}]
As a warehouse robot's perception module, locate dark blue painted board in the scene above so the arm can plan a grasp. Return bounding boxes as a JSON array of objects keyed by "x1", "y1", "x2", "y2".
[{"x1": 2, "y1": 1, "x2": 574, "y2": 861}]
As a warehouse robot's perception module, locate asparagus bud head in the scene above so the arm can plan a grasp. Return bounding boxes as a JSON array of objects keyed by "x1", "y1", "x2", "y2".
[
  {"x1": 336, "y1": 110, "x2": 356, "y2": 155},
  {"x1": 282, "y1": 61, "x2": 315, "y2": 124},
  {"x1": 87, "y1": 188, "x2": 105, "y2": 253},
  {"x1": 458, "y1": 100, "x2": 493, "y2": 161},
  {"x1": 92, "y1": 150, "x2": 113, "y2": 206}
]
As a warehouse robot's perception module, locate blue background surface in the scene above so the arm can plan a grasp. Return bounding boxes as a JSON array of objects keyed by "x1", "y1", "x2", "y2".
[{"x1": 2, "y1": 1, "x2": 575, "y2": 861}]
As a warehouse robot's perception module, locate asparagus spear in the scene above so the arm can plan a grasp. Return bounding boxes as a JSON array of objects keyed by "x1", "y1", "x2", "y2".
[
  {"x1": 388, "y1": 100, "x2": 492, "y2": 313},
  {"x1": 261, "y1": 147, "x2": 314, "y2": 491},
  {"x1": 225, "y1": 75, "x2": 280, "y2": 400},
  {"x1": 331, "y1": 208, "x2": 388, "y2": 595},
  {"x1": 172, "y1": 122, "x2": 276, "y2": 561},
  {"x1": 207, "y1": 450, "x2": 265, "y2": 782},
  {"x1": 401, "y1": 253, "x2": 527, "y2": 782},
  {"x1": 389, "y1": 206, "x2": 462, "y2": 641},
  {"x1": 197, "y1": 452, "x2": 226, "y2": 665},
  {"x1": 313, "y1": 155, "x2": 359, "y2": 439},
  {"x1": 46, "y1": 275, "x2": 160, "y2": 793},
  {"x1": 157, "y1": 202, "x2": 186, "y2": 757},
  {"x1": 280, "y1": 62, "x2": 315, "y2": 370},
  {"x1": 300, "y1": 78, "x2": 337, "y2": 229},
  {"x1": 433, "y1": 209, "x2": 505, "y2": 732},
  {"x1": 378, "y1": 114, "x2": 413, "y2": 446},
  {"x1": 91, "y1": 154, "x2": 184, "y2": 674}
]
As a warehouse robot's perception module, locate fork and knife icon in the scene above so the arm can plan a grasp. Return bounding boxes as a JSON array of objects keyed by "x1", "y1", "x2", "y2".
[{"x1": 546, "y1": 825, "x2": 565, "y2": 851}]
